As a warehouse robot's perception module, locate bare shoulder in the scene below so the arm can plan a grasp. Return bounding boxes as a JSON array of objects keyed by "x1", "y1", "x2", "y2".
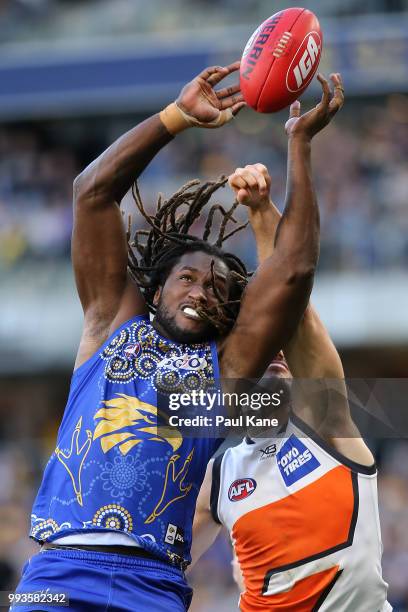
[
  {"x1": 74, "y1": 276, "x2": 147, "y2": 370},
  {"x1": 293, "y1": 405, "x2": 375, "y2": 468},
  {"x1": 330, "y1": 438, "x2": 375, "y2": 468}
]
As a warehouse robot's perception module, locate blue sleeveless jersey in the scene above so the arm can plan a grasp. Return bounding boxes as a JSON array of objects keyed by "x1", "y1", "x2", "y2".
[{"x1": 30, "y1": 315, "x2": 222, "y2": 568}]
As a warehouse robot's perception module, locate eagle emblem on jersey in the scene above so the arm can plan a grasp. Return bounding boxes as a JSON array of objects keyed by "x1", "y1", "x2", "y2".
[
  {"x1": 93, "y1": 393, "x2": 192, "y2": 525},
  {"x1": 93, "y1": 393, "x2": 183, "y2": 455}
]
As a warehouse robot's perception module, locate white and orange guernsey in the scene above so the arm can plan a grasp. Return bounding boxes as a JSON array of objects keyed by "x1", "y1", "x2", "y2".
[{"x1": 210, "y1": 415, "x2": 391, "y2": 611}]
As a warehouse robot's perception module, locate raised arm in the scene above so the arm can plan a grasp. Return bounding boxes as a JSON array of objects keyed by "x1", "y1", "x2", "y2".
[
  {"x1": 219, "y1": 74, "x2": 344, "y2": 379},
  {"x1": 72, "y1": 116, "x2": 169, "y2": 367},
  {"x1": 230, "y1": 159, "x2": 374, "y2": 465},
  {"x1": 72, "y1": 62, "x2": 245, "y2": 367},
  {"x1": 284, "y1": 306, "x2": 374, "y2": 465},
  {"x1": 228, "y1": 161, "x2": 344, "y2": 380}
]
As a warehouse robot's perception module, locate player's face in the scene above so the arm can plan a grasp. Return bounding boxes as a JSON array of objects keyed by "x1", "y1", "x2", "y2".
[
  {"x1": 264, "y1": 352, "x2": 292, "y2": 379},
  {"x1": 256, "y1": 352, "x2": 292, "y2": 409},
  {"x1": 153, "y1": 251, "x2": 230, "y2": 344},
  {"x1": 244, "y1": 352, "x2": 292, "y2": 437}
]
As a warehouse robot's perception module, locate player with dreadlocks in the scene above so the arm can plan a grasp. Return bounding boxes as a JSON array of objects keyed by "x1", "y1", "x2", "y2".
[
  {"x1": 14, "y1": 63, "x2": 343, "y2": 612},
  {"x1": 129, "y1": 176, "x2": 249, "y2": 338}
]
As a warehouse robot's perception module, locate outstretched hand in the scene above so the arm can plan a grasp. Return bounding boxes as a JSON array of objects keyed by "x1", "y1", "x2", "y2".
[
  {"x1": 285, "y1": 73, "x2": 345, "y2": 140},
  {"x1": 176, "y1": 62, "x2": 246, "y2": 127}
]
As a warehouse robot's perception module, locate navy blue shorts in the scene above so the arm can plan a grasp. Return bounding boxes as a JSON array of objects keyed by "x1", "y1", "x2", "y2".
[{"x1": 11, "y1": 547, "x2": 192, "y2": 612}]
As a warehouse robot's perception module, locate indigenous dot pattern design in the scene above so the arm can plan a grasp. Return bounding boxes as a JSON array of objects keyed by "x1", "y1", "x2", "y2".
[
  {"x1": 30, "y1": 515, "x2": 72, "y2": 541},
  {"x1": 30, "y1": 518, "x2": 60, "y2": 540},
  {"x1": 92, "y1": 504, "x2": 133, "y2": 532},
  {"x1": 29, "y1": 316, "x2": 220, "y2": 567},
  {"x1": 100, "y1": 454, "x2": 147, "y2": 499},
  {"x1": 100, "y1": 319, "x2": 215, "y2": 394}
]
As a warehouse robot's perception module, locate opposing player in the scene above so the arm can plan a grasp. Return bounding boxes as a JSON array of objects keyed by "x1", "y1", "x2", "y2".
[
  {"x1": 192, "y1": 162, "x2": 391, "y2": 611},
  {"x1": 14, "y1": 64, "x2": 343, "y2": 612}
]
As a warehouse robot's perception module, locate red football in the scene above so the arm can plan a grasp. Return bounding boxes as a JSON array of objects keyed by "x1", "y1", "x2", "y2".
[{"x1": 240, "y1": 8, "x2": 323, "y2": 113}]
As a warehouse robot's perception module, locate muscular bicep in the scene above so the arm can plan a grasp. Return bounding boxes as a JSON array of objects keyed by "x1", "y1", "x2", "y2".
[
  {"x1": 220, "y1": 250, "x2": 313, "y2": 378},
  {"x1": 72, "y1": 187, "x2": 146, "y2": 323},
  {"x1": 72, "y1": 182, "x2": 147, "y2": 369},
  {"x1": 71, "y1": 113, "x2": 172, "y2": 361}
]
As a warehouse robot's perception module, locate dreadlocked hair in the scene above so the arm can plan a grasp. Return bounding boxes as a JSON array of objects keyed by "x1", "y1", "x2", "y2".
[{"x1": 127, "y1": 176, "x2": 250, "y2": 335}]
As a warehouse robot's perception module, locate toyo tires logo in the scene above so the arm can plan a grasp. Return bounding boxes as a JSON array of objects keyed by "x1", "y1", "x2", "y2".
[
  {"x1": 286, "y1": 31, "x2": 322, "y2": 92},
  {"x1": 228, "y1": 478, "x2": 257, "y2": 502}
]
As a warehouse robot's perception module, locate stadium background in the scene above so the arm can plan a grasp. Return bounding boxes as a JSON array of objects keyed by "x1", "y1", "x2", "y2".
[{"x1": 0, "y1": 0, "x2": 407, "y2": 609}]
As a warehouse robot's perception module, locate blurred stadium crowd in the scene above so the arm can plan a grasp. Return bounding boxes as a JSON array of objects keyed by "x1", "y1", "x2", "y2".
[
  {"x1": 1, "y1": 95, "x2": 408, "y2": 273},
  {"x1": 1, "y1": 0, "x2": 408, "y2": 610}
]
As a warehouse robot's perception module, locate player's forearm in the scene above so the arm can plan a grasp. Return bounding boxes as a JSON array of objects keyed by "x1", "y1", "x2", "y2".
[
  {"x1": 284, "y1": 305, "x2": 344, "y2": 378},
  {"x1": 253, "y1": 203, "x2": 341, "y2": 378},
  {"x1": 74, "y1": 114, "x2": 174, "y2": 206},
  {"x1": 189, "y1": 518, "x2": 221, "y2": 569},
  {"x1": 249, "y1": 201, "x2": 281, "y2": 263},
  {"x1": 273, "y1": 135, "x2": 319, "y2": 279}
]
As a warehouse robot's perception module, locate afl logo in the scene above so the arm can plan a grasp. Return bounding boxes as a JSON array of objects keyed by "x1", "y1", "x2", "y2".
[
  {"x1": 228, "y1": 478, "x2": 257, "y2": 502},
  {"x1": 123, "y1": 343, "x2": 141, "y2": 359}
]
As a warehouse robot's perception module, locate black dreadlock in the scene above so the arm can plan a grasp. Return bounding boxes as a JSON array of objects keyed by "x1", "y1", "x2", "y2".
[{"x1": 127, "y1": 176, "x2": 250, "y2": 335}]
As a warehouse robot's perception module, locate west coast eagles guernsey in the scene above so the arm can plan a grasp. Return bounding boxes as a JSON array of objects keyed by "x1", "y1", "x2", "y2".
[
  {"x1": 31, "y1": 315, "x2": 222, "y2": 568},
  {"x1": 211, "y1": 415, "x2": 391, "y2": 611}
]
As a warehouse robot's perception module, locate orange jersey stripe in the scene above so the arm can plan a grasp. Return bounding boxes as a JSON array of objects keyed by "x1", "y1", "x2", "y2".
[
  {"x1": 240, "y1": 566, "x2": 341, "y2": 611},
  {"x1": 233, "y1": 465, "x2": 356, "y2": 607}
]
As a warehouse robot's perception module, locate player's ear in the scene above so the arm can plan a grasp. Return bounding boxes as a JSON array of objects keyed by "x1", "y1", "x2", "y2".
[{"x1": 153, "y1": 287, "x2": 162, "y2": 307}]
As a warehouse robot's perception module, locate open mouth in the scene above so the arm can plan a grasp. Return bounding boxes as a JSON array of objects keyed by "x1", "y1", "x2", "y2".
[
  {"x1": 181, "y1": 305, "x2": 202, "y2": 321},
  {"x1": 268, "y1": 360, "x2": 290, "y2": 375}
]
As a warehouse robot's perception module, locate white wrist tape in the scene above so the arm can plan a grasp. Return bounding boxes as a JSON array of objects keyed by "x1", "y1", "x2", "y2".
[{"x1": 160, "y1": 102, "x2": 234, "y2": 135}]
